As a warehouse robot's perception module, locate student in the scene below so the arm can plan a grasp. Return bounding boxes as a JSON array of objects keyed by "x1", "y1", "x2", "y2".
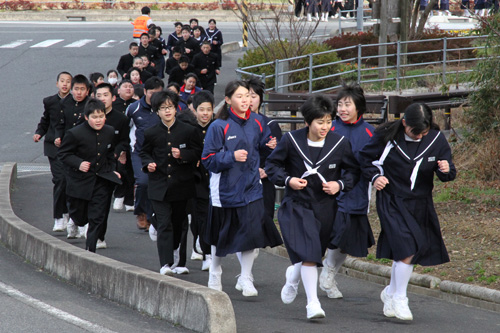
[
  {"x1": 132, "y1": 6, "x2": 153, "y2": 41},
  {"x1": 192, "y1": 26, "x2": 207, "y2": 46},
  {"x1": 138, "y1": 33, "x2": 159, "y2": 66},
  {"x1": 58, "y1": 99, "x2": 122, "y2": 252},
  {"x1": 117, "y1": 42, "x2": 139, "y2": 77},
  {"x1": 89, "y1": 72, "x2": 104, "y2": 93},
  {"x1": 166, "y1": 22, "x2": 183, "y2": 58},
  {"x1": 201, "y1": 80, "x2": 282, "y2": 296},
  {"x1": 168, "y1": 55, "x2": 195, "y2": 87},
  {"x1": 140, "y1": 90, "x2": 202, "y2": 275},
  {"x1": 265, "y1": 94, "x2": 360, "y2": 320},
  {"x1": 189, "y1": 18, "x2": 200, "y2": 34},
  {"x1": 133, "y1": 85, "x2": 144, "y2": 100},
  {"x1": 126, "y1": 77, "x2": 165, "y2": 230},
  {"x1": 152, "y1": 26, "x2": 168, "y2": 78},
  {"x1": 179, "y1": 73, "x2": 202, "y2": 102},
  {"x1": 320, "y1": 0, "x2": 332, "y2": 21},
  {"x1": 330, "y1": 0, "x2": 344, "y2": 18},
  {"x1": 33, "y1": 71, "x2": 72, "y2": 232},
  {"x1": 176, "y1": 26, "x2": 200, "y2": 62},
  {"x1": 205, "y1": 19, "x2": 223, "y2": 67},
  {"x1": 107, "y1": 70, "x2": 119, "y2": 92},
  {"x1": 192, "y1": 41, "x2": 220, "y2": 94},
  {"x1": 131, "y1": 57, "x2": 153, "y2": 83},
  {"x1": 359, "y1": 103, "x2": 456, "y2": 321},
  {"x1": 320, "y1": 84, "x2": 375, "y2": 299},
  {"x1": 166, "y1": 82, "x2": 187, "y2": 110},
  {"x1": 127, "y1": 67, "x2": 143, "y2": 87},
  {"x1": 306, "y1": 0, "x2": 320, "y2": 21},
  {"x1": 140, "y1": 54, "x2": 158, "y2": 77},
  {"x1": 112, "y1": 79, "x2": 135, "y2": 114},
  {"x1": 165, "y1": 46, "x2": 182, "y2": 76}
]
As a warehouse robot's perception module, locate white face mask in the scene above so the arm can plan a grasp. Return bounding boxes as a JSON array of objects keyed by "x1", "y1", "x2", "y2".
[{"x1": 108, "y1": 77, "x2": 118, "y2": 85}]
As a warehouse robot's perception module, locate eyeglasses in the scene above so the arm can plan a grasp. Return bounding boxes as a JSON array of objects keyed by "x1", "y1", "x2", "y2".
[{"x1": 158, "y1": 105, "x2": 176, "y2": 112}]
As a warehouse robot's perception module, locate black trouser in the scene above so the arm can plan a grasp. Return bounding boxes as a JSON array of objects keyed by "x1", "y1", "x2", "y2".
[
  {"x1": 151, "y1": 199, "x2": 189, "y2": 268},
  {"x1": 191, "y1": 197, "x2": 211, "y2": 257},
  {"x1": 330, "y1": 2, "x2": 344, "y2": 16},
  {"x1": 113, "y1": 152, "x2": 135, "y2": 207},
  {"x1": 48, "y1": 156, "x2": 68, "y2": 219},
  {"x1": 67, "y1": 178, "x2": 113, "y2": 252}
]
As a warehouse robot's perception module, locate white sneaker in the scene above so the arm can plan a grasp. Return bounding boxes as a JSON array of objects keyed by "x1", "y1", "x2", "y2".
[
  {"x1": 380, "y1": 286, "x2": 395, "y2": 318},
  {"x1": 113, "y1": 197, "x2": 124, "y2": 210},
  {"x1": 306, "y1": 300, "x2": 325, "y2": 319},
  {"x1": 191, "y1": 250, "x2": 203, "y2": 261},
  {"x1": 53, "y1": 218, "x2": 65, "y2": 232},
  {"x1": 208, "y1": 270, "x2": 222, "y2": 291},
  {"x1": 66, "y1": 219, "x2": 79, "y2": 239},
  {"x1": 325, "y1": 284, "x2": 343, "y2": 299},
  {"x1": 281, "y1": 265, "x2": 299, "y2": 304},
  {"x1": 78, "y1": 224, "x2": 88, "y2": 239},
  {"x1": 195, "y1": 237, "x2": 202, "y2": 254},
  {"x1": 236, "y1": 275, "x2": 258, "y2": 297},
  {"x1": 201, "y1": 255, "x2": 212, "y2": 271},
  {"x1": 392, "y1": 296, "x2": 413, "y2": 320},
  {"x1": 173, "y1": 266, "x2": 189, "y2": 274},
  {"x1": 235, "y1": 273, "x2": 254, "y2": 291},
  {"x1": 171, "y1": 247, "x2": 180, "y2": 269},
  {"x1": 148, "y1": 224, "x2": 157, "y2": 241},
  {"x1": 63, "y1": 213, "x2": 69, "y2": 226},
  {"x1": 319, "y1": 259, "x2": 336, "y2": 290},
  {"x1": 96, "y1": 240, "x2": 107, "y2": 249},
  {"x1": 160, "y1": 264, "x2": 174, "y2": 276},
  {"x1": 125, "y1": 205, "x2": 134, "y2": 212}
]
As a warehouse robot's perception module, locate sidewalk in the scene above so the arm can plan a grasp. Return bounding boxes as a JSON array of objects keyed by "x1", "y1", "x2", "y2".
[{"x1": 3, "y1": 163, "x2": 500, "y2": 332}]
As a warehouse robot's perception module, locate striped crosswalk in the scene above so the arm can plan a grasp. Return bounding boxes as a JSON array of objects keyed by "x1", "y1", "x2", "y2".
[{"x1": 0, "y1": 39, "x2": 128, "y2": 49}]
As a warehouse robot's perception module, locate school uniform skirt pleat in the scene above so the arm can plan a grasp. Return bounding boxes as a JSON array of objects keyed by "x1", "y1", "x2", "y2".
[
  {"x1": 330, "y1": 212, "x2": 375, "y2": 257},
  {"x1": 376, "y1": 190, "x2": 450, "y2": 266},
  {"x1": 207, "y1": 199, "x2": 283, "y2": 257},
  {"x1": 278, "y1": 197, "x2": 337, "y2": 266}
]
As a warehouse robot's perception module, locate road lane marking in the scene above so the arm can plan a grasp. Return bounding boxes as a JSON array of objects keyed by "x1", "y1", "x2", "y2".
[
  {"x1": 31, "y1": 39, "x2": 65, "y2": 48},
  {"x1": 0, "y1": 281, "x2": 118, "y2": 333},
  {"x1": 64, "y1": 39, "x2": 95, "y2": 48},
  {"x1": 97, "y1": 40, "x2": 126, "y2": 48},
  {"x1": 0, "y1": 39, "x2": 32, "y2": 48}
]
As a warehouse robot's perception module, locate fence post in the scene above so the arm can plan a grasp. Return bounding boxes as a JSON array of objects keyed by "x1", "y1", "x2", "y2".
[
  {"x1": 309, "y1": 54, "x2": 313, "y2": 93},
  {"x1": 339, "y1": 10, "x2": 342, "y2": 34},
  {"x1": 274, "y1": 59, "x2": 279, "y2": 92},
  {"x1": 275, "y1": 59, "x2": 289, "y2": 93},
  {"x1": 396, "y1": 41, "x2": 401, "y2": 92},
  {"x1": 357, "y1": 44, "x2": 362, "y2": 84},
  {"x1": 442, "y1": 37, "x2": 447, "y2": 86}
]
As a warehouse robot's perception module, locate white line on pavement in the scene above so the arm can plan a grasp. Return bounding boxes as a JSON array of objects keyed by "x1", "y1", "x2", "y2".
[
  {"x1": 0, "y1": 39, "x2": 32, "y2": 48},
  {"x1": 30, "y1": 39, "x2": 65, "y2": 48},
  {"x1": 64, "y1": 39, "x2": 95, "y2": 48},
  {"x1": 97, "y1": 39, "x2": 126, "y2": 48}
]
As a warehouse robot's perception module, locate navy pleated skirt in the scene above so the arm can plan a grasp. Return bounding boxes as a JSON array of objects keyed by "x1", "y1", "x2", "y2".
[
  {"x1": 376, "y1": 190, "x2": 450, "y2": 266},
  {"x1": 329, "y1": 212, "x2": 375, "y2": 257},
  {"x1": 278, "y1": 197, "x2": 337, "y2": 266},
  {"x1": 206, "y1": 199, "x2": 283, "y2": 257}
]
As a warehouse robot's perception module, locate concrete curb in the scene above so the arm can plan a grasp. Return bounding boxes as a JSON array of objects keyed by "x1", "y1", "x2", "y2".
[
  {"x1": 0, "y1": 162, "x2": 236, "y2": 333},
  {"x1": 264, "y1": 238, "x2": 500, "y2": 313}
]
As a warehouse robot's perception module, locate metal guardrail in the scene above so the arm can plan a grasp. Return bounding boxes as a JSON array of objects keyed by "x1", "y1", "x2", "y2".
[{"x1": 236, "y1": 34, "x2": 487, "y2": 94}]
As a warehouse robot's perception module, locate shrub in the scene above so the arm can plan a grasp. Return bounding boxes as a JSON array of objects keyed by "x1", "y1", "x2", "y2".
[{"x1": 238, "y1": 41, "x2": 341, "y2": 92}]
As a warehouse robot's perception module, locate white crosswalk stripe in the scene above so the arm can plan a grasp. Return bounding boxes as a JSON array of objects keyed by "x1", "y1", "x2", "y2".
[
  {"x1": 63, "y1": 39, "x2": 96, "y2": 48},
  {"x1": 0, "y1": 39, "x2": 32, "y2": 48},
  {"x1": 30, "y1": 39, "x2": 64, "y2": 48},
  {"x1": 97, "y1": 40, "x2": 127, "y2": 48}
]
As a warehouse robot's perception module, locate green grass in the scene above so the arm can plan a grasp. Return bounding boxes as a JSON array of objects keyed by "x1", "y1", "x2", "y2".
[
  {"x1": 366, "y1": 253, "x2": 392, "y2": 264},
  {"x1": 466, "y1": 261, "x2": 500, "y2": 285},
  {"x1": 433, "y1": 185, "x2": 500, "y2": 205}
]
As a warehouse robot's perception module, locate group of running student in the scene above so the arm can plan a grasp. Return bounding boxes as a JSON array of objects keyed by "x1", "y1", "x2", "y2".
[{"x1": 34, "y1": 71, "x2": 456, "y2": 322}]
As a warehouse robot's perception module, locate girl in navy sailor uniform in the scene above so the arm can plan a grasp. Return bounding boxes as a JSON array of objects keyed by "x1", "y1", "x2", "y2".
[
  {"x1": 265, "y1": 95, "x2": 360, "y2": 320},
  {"x1": 320, "y1": 84, "x2": 375, "y2": 299},
  {"x1": 359, "y1": 103, "x2": 456, "y2": 321},
  {"x1": 201, "y1": 80, "x2": 283, "y2": 296}
]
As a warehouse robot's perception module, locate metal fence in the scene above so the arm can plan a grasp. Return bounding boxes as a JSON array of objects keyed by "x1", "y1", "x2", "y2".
[{"x1": 235, "y1": 34, "x2": 487, "y2": 94}]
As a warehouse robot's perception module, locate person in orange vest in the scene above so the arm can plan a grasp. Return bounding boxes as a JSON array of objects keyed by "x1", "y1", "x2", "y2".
[{"x1": 132, "y1": 6, "x2": 153, "y2": 42}]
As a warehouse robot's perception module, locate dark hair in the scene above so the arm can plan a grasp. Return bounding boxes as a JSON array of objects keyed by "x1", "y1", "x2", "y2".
[
  {"x1": 148, "y1": 27, "x2": 156, "y2": 36},
  {"x1": 57, "y1": 71, "x2": 72, "y2": 81},
  {"x1": 186, "y1": 95, "x2": 194, "y2": 105},
  {"x1": 118, "y1": 79, "x2": 133, "y2": 88},
  {"x1": 201, "y1": 40, "x2": 211, "y2": 47},
  {"x1": 192, "y1": 25, "x2": 201, "y2": 32},
  {"x1": 133, "y1": 56, "x2": 143, "y2": 64},
  {"x1": 193, "y1": 90, "x2": 214, "y2": 109},
  {"x1": 129, "y1": 42, "x2": 138, "y2": 49},
  {"x1": 141, "y1": 6, "x2": 150, "y2": 15},
  {"x1": 335, "y1": 83, "x2": 366, "y2": 117},
  {"x1": 246, "y1": 77, "x2": 265, "y2": 110},
  {"x1": 156, "y1": 26, "x2": 163, "y2": 35},
  {"x1": 71, "y1": 74, "x2": 91, "y2": 90},
  {"x1": 181, "y1": 26, "x2": 191, "y2": 33},
  {"x1": 167, "y1": 82, "x2": 180, "y2": 93},
  {"x1": 134, "y1": 85, "x2": 144, "y2": 99},
  {"x1": 184, "y1": 72, "x2": 198, "y2": 83},
  {"x1": 84, "y1": 98, "x2": 105, "y2": 117},
  {"x1": 107, "y1": 69, "x2": 118, "y2": 77},
  {"x1": 174, "y1": 21, "x2": 183, "y2": 27},
  {"x1": 151, "y1": 90, "x2": 180, "y2": 112},
  {"x1": 376, "y1": 103, "x2": 439, "y2": 144},
  {"x1": 300, "y1": 94, "x2": 334, "y2": 125},
  {"x1": 208, "y1": 19, "x2": 216, "y2": 24},
  {"x1": 127, "y1": 67, "x2": 142, "y2": 82},
  {"x1": 140, "y1": 32, "x2": 149, "y2": 39},
  {"x1": 89, "y1": 72, "x2": 104, "y2": 84},
  {"x1": 95, "y1": 82, "x2": 114, "y2": 96},
  {"x1": 190, "y1": 18, "x2": 199, "y2": 24},
  {"x1": 217, "y1": 80, "x2": 249, "y2": 120},
  {"x1": 144, "y1": 76, "x2": 165, "y2": 91},
  {"x1": 172, "y1": 46, "x2": 182, "y2": 54},
  {"x1": 179, "y1": 55, "x2": 190, "y2": 64}
]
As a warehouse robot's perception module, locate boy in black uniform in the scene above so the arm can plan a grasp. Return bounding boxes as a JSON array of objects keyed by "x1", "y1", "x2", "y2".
[
  {"x1": 117, "y1": 42, "x2": 139, "y2": 78},
  {"x1": 192, "y1": 41, "x2": 220, "y2": 94},
  {"x1": 165, "y1": 46, "x2": 182, "y2": 76},
  {"x1": 176, "y1": 26, "x2": 200, "y2": 62},
  {"x1": 112, "y1": 80, "x2": 135, "y2": 114},
  {"x1": 167, "y1": 55, "x2": 194, "y2": 87},
  {"x1": 138, "y1": 33, "x2": 158, "y2": 68},
  {"x1": 33, "y1": 71, "x2": 72, "y2": 232},
  {"x1": 58, "y1": 99, "x2": 122, "y2": 252},
  {"x1": 140, "y1": 90, "x2": 202, "y2": 275}
]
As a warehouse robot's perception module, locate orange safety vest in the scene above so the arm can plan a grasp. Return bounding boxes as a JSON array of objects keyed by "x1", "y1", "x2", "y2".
[{"x1": 132, "y1": 15, "x2": 149, "y2": 38}]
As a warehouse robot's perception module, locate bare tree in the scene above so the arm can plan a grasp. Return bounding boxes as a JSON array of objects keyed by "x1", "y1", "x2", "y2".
[{"x1": 408, "y1": 0, "x2": 438, "y2": 39}]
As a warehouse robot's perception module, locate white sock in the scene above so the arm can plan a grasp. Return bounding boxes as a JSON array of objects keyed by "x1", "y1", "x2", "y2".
[
  {"x1": 387, "y1": 261, "x2": 397, "y2": 296},
  {"x1": 288, "y1": 262, "x2": 302, "y2": 285},
  {"x1": 210, "y1": 245, "x2": 222, "y2": 274},
  {"x1": 301, "y1": 265, "x2": 319, "y2": 304},
  {"x1": 394, "y1": 261, "x2": 413, "y2": 299},
  {"x1": 239, "y1": 250, "x2": 255, "y2": 279},
  {"x1": 236, "y1": 251, "x2": 242, "y2": 264},
  {"x1": 327, "y1": 248, "x2": 347, "y2": 273}
]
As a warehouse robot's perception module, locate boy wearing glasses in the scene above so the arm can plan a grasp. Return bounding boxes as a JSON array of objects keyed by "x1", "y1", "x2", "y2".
[{"x1": 140, "y1": 90, "x2": 202, "y2": 275}]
